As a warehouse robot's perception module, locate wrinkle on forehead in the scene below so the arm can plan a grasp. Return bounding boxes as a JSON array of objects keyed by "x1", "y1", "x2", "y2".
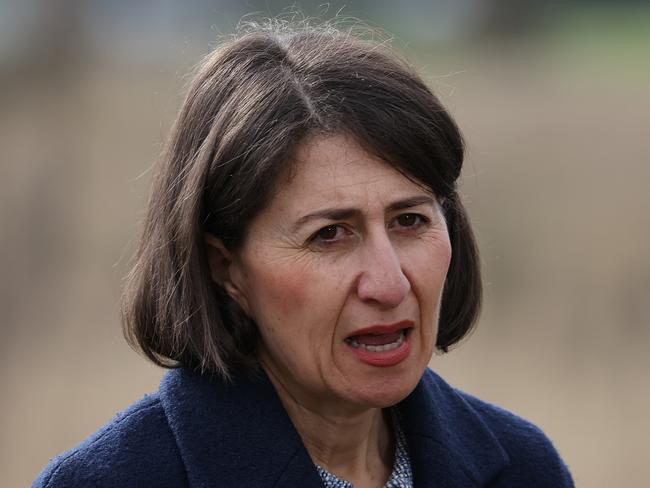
[
  {"x1": 294, "y1": 133, "x2": 433, "y2": 199},
  {"x1": 287, "y1": 134, "x2": 411, "y2": 203},
  {"x1": 285, "y1": 134, "x2": 381, "y2": 180}
]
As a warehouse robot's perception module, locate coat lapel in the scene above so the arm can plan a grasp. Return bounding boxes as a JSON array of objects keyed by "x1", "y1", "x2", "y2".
[
  {"x1": 159, "y1": 367, "x2": 322, "y2": 488},
  {"x1": 159, "y1": 367, "x2": 509, "y2": 488},
  {"x1": 398, "y1": 369, "x2": 510, "y2": 486}
]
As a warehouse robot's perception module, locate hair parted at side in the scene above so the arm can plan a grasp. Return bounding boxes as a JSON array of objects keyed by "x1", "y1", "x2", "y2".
[{"x1": 121, "y1": 18, "x2": 482, "y2": 380}]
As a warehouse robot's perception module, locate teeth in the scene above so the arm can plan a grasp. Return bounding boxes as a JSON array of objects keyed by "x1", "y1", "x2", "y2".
[{"x1": 347, "y1": 330, "x2": 406, "y2": 352}]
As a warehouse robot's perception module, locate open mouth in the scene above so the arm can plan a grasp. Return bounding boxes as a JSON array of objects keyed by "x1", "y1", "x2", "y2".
[
  {"x1": 344, "y1": 321, "x2": 414, "y2": 367},
  {"x1": 344, "y1": 320, "x2": 414, "y2": 351},
  {"x1": 345, "y1": 328, "x2": 410, "y2": 352}
]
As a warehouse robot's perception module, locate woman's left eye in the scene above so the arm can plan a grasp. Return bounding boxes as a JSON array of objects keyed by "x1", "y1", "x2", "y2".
[{"x1": 393, "y1": 213, "x2": 427, "y2": 229}]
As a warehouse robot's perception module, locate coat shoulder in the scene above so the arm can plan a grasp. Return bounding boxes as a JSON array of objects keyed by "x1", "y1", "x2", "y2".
[
  {"x1": 32, "y1": 393, "x2": 187, "y2": 488},
  {"x1": 453, "y1": 387, "x2": 574, "y2": 487}
]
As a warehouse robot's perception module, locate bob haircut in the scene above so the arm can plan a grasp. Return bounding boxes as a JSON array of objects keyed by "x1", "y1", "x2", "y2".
[{"x1": 122, "y1": 21, "x2": 482, "y2": 380}]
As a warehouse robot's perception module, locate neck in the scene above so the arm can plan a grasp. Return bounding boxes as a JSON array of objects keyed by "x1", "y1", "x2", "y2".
[{"x1": 262, "y1": 364, "x2": 394, "y2": 488}]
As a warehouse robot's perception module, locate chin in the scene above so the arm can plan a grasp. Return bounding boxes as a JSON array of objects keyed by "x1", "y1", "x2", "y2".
[{"x1": 344, "y1": 363, "x2": 427, "y2": 408}]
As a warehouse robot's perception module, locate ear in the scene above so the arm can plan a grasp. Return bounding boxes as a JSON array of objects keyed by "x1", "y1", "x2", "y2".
[{"x1": 204, "y1": 233, "x2": 251, "y2": 315}]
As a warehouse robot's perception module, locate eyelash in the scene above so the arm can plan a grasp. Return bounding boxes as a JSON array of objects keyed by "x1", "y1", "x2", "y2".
[
  {"x1": 391, "y1": 213, "x2": 428, "y2": 230},
  {"x1": 308, "y1": 213, "x2": 429, "y2": 246}
]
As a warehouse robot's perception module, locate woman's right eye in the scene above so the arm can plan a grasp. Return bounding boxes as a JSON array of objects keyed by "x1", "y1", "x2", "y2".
[{"x1": 309, "y1": 224, "x2": 350, "y2": 245}]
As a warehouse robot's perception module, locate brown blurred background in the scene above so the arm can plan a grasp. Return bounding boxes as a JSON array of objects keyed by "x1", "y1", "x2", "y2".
[{"x1": 2, "y1": 1, "x2": 649, "y2": 486}]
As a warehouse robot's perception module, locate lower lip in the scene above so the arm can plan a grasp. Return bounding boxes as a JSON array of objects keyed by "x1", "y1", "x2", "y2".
[{"x1": 346, "y1": 332, "x2": 412, "y2": 367}]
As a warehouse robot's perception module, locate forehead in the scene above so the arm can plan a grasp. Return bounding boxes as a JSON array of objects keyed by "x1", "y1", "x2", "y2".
[{"x1": 274, "y1": 135, "x2": 430, "y2": 210}]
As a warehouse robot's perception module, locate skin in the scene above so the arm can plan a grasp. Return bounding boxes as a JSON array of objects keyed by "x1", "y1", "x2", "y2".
[{"x1": 205, "y1": 134, "x2": 452, "y2": 488}]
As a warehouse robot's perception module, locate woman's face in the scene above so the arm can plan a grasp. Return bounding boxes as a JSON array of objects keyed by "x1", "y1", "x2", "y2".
[{"x1": 226, "y1": 135, "x2": 451, "y2": 411}]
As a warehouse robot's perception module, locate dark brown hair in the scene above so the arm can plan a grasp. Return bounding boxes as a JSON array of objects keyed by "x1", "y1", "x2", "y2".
[{"x1": 121, "y1": 21, "x2": 481, "y2": 379}]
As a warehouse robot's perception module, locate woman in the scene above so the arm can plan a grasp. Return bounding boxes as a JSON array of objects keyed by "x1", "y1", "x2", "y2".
[{"x1": 33, "y1": 22, "x2": 573, "y2": 487}]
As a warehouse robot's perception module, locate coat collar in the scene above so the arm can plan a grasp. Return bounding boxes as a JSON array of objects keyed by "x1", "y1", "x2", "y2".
[
  {"x1": 159, "y1": 367, "x2": 509, "y2": 487},
  {"x1": 399, "y1": 369, "x2": 510, "y2": 486}
]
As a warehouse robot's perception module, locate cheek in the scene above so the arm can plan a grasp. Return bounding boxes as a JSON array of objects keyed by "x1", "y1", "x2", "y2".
[
  {"x1": 405, "y1": 236, "x2": 452, "y2": 286},
  {"x1": 244, "y1": 257, "x2": 344, "y2": 380},
  {"x1": 404, "y1": 238, "x2": 452, "y2": 337},
  {"x1": 247, "y1": 265, "x2": 309, "y2": 326},
  {"x1": 243, "y1": 251, "x2": 348, "y2": 327}
]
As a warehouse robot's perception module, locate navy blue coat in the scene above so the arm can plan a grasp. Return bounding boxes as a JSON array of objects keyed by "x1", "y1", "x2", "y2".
[{"x1": 33, "y1": 367, "x2": 573, "y2": 487}]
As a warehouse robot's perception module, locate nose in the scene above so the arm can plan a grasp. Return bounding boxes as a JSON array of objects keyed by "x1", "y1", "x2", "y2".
[{"x1": 356, "y1": 233, "x2": 411, "y2": 308}]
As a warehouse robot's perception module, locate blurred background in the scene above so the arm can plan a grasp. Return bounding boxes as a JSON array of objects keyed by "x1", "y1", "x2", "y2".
[{"x1": 2, "y1": 0, "x2": 648, "y2": 486}]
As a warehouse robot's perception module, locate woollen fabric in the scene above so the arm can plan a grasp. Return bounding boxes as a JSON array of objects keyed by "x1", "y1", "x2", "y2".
[{"x1": 32, "y1": 367, "x2": 574, "y2": 487}]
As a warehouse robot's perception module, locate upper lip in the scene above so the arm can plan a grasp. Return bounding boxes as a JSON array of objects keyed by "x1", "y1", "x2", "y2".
[{"x1": 346, "y1": 320, "x2": 414, "y2": 338}]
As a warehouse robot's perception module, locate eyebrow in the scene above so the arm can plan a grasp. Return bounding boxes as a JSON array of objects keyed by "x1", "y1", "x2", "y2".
[{"x1": 291, "y1": 195, "x2": 435, "y2": 232}]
